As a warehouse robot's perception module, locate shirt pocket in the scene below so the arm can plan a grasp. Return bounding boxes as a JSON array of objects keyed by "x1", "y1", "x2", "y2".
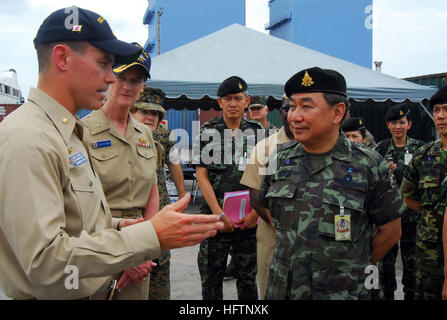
[
  {"x1": 68, "y1": 166, "x2": 96, "y2": 232},
  {"x1": 90, "y1": 149, "x2": 119, "y2": 162},
  {"x1": 318, "y1": 183, "x2": 366, "y2": 243},
  {"x1": 136, "y1": 146, "x2": 155, "y2": 160},
  {"x1": 266, "y1": 180, "x2": 298, "y2": 230}
]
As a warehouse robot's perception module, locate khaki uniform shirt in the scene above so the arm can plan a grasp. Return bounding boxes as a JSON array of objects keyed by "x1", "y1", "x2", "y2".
[
  {"x1": 83, "y1": 110, "x2": 157, "y2": 213},
  {"x1": 0, "y1": 88, "x2": 161, "y2": 299},
  {"x1": 240, "y1": 127, "x2": 292, "y2": 190}
]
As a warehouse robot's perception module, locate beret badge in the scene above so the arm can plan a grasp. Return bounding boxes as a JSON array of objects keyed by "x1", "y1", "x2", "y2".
[{"x1": 301, "y1": 71, "x2": 314, "y2": 87}]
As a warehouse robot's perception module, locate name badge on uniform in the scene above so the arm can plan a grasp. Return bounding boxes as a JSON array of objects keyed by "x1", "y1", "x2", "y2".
[
  {"x1": 335, "y1": 205, "x2": 351, "y2": 241},
  {"x1": 92, "y1": 140, "x2": 112, "y2": 149},
  {"x1": 404, "y1": 152, "x2": 413, "y2": 166},
  {"x1": 70, "y1": 152, "x2": 88, "y2": 167}
]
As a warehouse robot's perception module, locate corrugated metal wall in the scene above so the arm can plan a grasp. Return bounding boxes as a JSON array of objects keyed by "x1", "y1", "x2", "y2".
[
  {"x1": 267, "y1": 109, "x2": 283, "y2": 128},
  {"x1": 166, "y1": 109, "x2": 198, "y2": 148}
]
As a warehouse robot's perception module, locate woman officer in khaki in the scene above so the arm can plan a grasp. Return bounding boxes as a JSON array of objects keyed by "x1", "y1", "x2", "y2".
[{"x1": 83, "y1": 43, "x2": 158, "y2": 300}]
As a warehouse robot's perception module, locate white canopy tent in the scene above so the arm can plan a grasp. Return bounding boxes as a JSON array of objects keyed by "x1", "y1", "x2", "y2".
[{"x1": 148, "y1": 24, "x2": 436, "y2": 104}]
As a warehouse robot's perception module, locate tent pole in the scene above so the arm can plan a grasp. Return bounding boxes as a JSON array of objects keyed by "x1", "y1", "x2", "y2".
[{"x1": 419, "y1": 101, "x2": 433, "y2": 121}]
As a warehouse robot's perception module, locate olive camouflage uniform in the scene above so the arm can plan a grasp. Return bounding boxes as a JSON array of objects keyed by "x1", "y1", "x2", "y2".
[
  {"x1": 365, "y1": 130, "x2": 376, "y2": 148},
  {"x1": 259, "y1": 134, "x2": 404, "y2": 300},
  {"x1": 135, "y1": 87, "x2": 172, "y2": 300},
  {"x1": 375, "y1": 137, "x2": 425, "y2": 299},
  {"x1": 401, "y1": 139, "x2": 447, "y2": 300},
  {"x1": 192, "y1": 116, "x2": 264, "y2": 300}
]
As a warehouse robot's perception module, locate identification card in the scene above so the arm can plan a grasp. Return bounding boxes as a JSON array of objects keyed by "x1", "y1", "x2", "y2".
[
  {"x1": 404, "y1": 152, "x2": 412, "y2": 165},
  {"x1": 238, "y1": 155, "x2": 248, "y2": 171},
  {"x1": 334, "y1": 214, "x2": 351, "y2": 241}
]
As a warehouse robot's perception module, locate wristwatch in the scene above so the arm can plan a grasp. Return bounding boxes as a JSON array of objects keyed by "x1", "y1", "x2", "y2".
[{"x1": 218, "y1": 212, "x2": 225, "y2": 220}]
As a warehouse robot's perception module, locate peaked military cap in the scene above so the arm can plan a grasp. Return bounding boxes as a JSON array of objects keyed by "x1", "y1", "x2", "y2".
[
  {"x1": 248, "y1": 95, "x2": 267, "y2": 109},
  {"x1": 341, "y1": 117, "x2": 365, "y2": 132},
  {"x1": 284, "y1": 67, "x2": 347, "y2": 98},
  {"x1": 33, "y1": 6, "x2": 141, "y2": 64},
  {"x1": 113, "y1": 42, "x2": 151, "y2": 79},
  {"x1": 430, "y1": 86, "x2": 447, "y2": 109},
  {"x1": 385, "y1": 103, "x2": 409, "y2": 121},
  {"x1": 217, "y1": 76, "x2": 247, "y2": 97}
]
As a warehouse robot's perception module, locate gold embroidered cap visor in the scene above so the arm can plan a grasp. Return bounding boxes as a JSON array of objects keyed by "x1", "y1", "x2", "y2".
[{"x1": 284, "y1": 66, "x2": 347, "y2": 98}]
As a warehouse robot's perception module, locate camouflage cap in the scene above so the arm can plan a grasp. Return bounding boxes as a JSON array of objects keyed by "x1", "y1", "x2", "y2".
[
  {"x1": 134, "y1": 86, "x2": 166, "y2": 119},
  {"x1": 137, "y1": 86, "x2": 165, "y2": 104},
  {"x1": 133, "y1": 102, "x2": 166, "y2": 119},
  {"x1": 248, "y1": 95, "x2": 267, "y2": 109}
]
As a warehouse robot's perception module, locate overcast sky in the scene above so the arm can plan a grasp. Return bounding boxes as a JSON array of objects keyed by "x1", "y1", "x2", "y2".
[{"x1": 1, "y1": 0, "x2": 447, "y2": 99}]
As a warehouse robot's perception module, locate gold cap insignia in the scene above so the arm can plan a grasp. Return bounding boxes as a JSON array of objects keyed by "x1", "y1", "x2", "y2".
[
  {"x1": 97, "y1": 17, "x2": 105, "y2": 24},
  {"x1": 399, "y1": 110, "x2": 404, "y2": 116},
  {"x1": 301, "y1": 71, "x2": 314, "y2": 87},
  {"x1": 359, "y1": 119, "x2": 363, "y2": 125},
  {"x1": 238, "y1": 83, "x2": 243, "y2": 89}
]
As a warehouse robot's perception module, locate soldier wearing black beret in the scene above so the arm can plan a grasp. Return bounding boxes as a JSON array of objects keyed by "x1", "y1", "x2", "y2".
[
  {"x1": 256, "y1": 66, "x2": 404, "y2": 300},
  {"x1": 193, "y1": 76, "x2": 264, "y2": 300},
  {"x1": 341, "y1": 117, "x2": 366, "y2": 144},
  {"x1": 375, "y1": 102, "x2": 425, "y2": 300}
]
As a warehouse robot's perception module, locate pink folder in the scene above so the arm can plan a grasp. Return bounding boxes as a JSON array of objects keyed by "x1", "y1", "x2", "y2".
[{"x1": 223, "y1": 190, "x2": 258, "y2": 227}]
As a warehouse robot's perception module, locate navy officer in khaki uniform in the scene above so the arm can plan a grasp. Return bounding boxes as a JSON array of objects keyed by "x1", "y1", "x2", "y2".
[
  {"x1": 83, "y1": 43, "x2": 158, "y2": 299},
  {"x1": 0, "y1": 6, "x2": 223, "y2": 300}
]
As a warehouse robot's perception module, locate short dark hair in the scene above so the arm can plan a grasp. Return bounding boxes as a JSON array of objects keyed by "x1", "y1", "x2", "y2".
[
  {"x1": 35, "y1": 40, "x2": 88, "y2": 73},
  {"x1": 323, "y1": 92, "x2": 349, "y2": 121}
]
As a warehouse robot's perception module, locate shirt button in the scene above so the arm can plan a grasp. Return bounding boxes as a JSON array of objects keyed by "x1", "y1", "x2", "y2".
[
  {"x1": 102, "y1": 154, "x2": 106, "y2": 158},
  {"x1": 88, "y1": 181, "x2": 93, "y2": 187}
]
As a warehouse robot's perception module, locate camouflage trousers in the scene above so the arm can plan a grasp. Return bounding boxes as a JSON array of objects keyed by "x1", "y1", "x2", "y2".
[
  {"x1": 415, "y1": 239, "x2": 444, "y2": 300},
  {"x1": 198, "y1": 228, "x2": 258, "y2": 300},
  {"x1": 379, "y1": 218, "x2": 417, "y2": 299},
  {"x1": 148, "y1": 257, "x2": 171, "y2": 300}
]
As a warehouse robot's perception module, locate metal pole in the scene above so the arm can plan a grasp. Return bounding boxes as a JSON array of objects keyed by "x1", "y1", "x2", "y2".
[{"x1": 157, "y1": 8, "x2": 164, "y2": 55}]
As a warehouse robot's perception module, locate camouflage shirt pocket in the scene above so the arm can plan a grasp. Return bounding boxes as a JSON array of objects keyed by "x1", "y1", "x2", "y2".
[
  {"x1": 266, "y1": 180, "x2": 298, "y2": 230},
  {"x1": 318, "y1": 184, "x2": 366, "y2": 243}
]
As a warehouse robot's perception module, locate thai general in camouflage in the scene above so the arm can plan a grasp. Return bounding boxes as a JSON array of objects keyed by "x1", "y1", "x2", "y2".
[
  {"x1": 259, "y1": 135, "x2": 404, "y2": 299},
  {"x1": 257, "y1": 67, "x2": 403, "y2": 300},
  {"x1": 375, "y1": 103, "x2": 426, "y2": 300},
  {"x1": 193, "y1": 76, "x2": 264, "y2": 300},
  {"x1": 400, "y1": 87, "x2": 447, "y2": 300}
]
